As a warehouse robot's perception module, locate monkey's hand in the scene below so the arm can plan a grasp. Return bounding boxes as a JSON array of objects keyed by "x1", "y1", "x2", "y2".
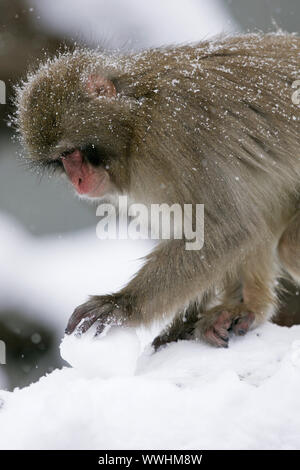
[{"x1": 65, "y1": 294, "x2": 133, "y2": 336}]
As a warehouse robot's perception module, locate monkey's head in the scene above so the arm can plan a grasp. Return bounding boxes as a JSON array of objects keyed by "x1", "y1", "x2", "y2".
[{"x1": 15, "y1": 49, "x2": 137, "y2": 199}]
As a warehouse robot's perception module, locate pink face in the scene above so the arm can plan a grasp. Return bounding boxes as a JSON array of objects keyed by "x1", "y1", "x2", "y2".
[{"x1": 61, "y1": 149, "x2": 111, "y2": 198}]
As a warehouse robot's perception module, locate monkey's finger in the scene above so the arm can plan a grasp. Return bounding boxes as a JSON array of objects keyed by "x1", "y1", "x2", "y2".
[
  {"x1": 205, "y1": 327, "x2": 229, "y2": 348},
  {"x1": 94, "y1": 306, "x2": 128, "y2": 336},
  {"x1": 76, "y1": 312, "x2": 100, "y2": 335},
  {"x1": 94, "y1": 310, "x2": 120, "y2": 336},
  {"x1": 66, "y1": 301, "x2": 112, "y2": 334},
  {"x1": 66, "y1": 304, "x2": 98, "y2": 334},
  {"x1": 95, "y1": 323, "x2": 106, "y2": 337},
  {"x1": 66, "y1": 313, "x2": 87, "y2": 335},
  {"x1": 77, "y1": 306, "x2": 115, "y2": 335}
]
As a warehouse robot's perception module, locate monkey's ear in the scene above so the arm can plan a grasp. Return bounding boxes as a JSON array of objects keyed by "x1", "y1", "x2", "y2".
[{"x1": 86, "y1": 74, "x2": 117, "y2": 98}]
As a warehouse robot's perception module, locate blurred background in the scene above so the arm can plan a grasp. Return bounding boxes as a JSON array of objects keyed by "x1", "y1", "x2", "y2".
[{"x1": 0, "y1": 0, "x2": 299, "y2": 390}]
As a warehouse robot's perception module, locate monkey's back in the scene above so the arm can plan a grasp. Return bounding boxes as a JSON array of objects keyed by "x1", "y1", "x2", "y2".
[{"x1": 130, "y1": 34, "x2": 300, "y2": 213}]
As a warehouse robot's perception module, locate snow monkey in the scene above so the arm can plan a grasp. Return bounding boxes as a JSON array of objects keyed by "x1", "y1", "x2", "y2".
[{"x1": 15, "y1": 33, "x2": 300, "y2": 349}]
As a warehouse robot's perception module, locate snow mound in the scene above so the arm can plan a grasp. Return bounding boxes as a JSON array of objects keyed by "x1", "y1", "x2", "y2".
[
  {"x1": 61, "y1": 327, "x2": 141, "y2": 378},
  {"x1": 0, "y1": 322, "x2": 300, "y2": 450}
]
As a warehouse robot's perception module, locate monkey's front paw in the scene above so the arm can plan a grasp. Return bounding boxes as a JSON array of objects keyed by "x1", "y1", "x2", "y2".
[
  {"x1": 65, "y1": 294, "x2": 130, "y2": 336},
  {"x1": 193, "y1": 307, "x2": 255, "y2": 348}
]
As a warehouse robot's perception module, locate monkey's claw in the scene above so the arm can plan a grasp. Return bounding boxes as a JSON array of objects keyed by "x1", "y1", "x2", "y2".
[
  {"x1": 65, "y1": 295, "x2": 125, "y2": 336},
  {"x1": 193, "y1": 307, "x2": 255, "y2": 348}
]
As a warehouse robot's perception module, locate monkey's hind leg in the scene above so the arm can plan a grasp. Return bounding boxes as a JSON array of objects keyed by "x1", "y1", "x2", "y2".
[
  {"x1": 278, "y1": 211, "x2": 300, "y2": 283},
  {"x1": 193, "y1": 246, "x2": 279, "y2": 347},
  {"x1": 151, "y1": 304, "x2": 197, "y2": 351}
]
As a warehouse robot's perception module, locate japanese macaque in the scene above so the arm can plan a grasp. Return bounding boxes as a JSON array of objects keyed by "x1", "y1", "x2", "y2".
[{"x1": 15, "y1": 33, "x2": 300, "y2": 348}]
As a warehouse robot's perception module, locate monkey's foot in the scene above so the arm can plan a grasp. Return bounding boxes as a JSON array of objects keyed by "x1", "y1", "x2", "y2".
[
  {"x1": 65, "y1": 294, "x2": 131, "y2": 336},
  {"x1": 193, "y1": 306, "x2": 255, "y2": 348}
]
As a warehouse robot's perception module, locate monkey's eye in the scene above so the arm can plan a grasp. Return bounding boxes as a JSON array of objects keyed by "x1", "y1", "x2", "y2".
[
  {"x1": 43, "y1": 158, "x2": 64, "y2": 174},
  {"x1": 80, "y1": 144, "x2": 107, "y2": 167},
  {"x1": 60, "y1": 149, "x2": 75, "y2": 159}
]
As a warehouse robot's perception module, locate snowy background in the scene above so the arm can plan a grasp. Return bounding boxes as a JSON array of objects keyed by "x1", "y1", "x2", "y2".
[{"x1": 0, "y1": 0, "x2": 300, "y2": 450}]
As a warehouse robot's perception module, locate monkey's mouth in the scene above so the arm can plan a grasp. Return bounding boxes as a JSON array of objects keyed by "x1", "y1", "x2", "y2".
[
  {"x1": 85, "y1": 170, "x2": 110, "y2": 198},
  {"x1": 61, "y1": 148, "x2": 110, "y2": 197}
]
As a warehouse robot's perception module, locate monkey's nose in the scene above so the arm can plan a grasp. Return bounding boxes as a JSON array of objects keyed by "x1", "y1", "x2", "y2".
[{"x1": 62, "y1": 149, "x2": 96, "y2": 194}]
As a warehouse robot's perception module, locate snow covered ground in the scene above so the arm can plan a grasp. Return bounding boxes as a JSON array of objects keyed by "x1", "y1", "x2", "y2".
[
  {"x1": 0, "y1": 213, "x2": 300, "y2": 449},
  {"x1": 0, "y1": 320, "x2": 299, "y2": 449}
]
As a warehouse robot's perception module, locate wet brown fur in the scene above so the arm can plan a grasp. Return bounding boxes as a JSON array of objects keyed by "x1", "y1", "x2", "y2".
[{"x1": 15, "y1": 33, "x2": 300, "y2": 347}]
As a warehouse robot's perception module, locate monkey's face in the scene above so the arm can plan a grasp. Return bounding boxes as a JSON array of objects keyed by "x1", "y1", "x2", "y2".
[
  {"x1": 59, "y1": 145, "x2": 112, "y2": 198},
  {"x1": 15, "y1": 50, "x2": 135, "y2": 199}
]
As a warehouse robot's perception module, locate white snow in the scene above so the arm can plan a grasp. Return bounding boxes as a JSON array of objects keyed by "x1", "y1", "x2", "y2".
[
  {"x1": 61, "y1": 326, "x2": 141, "y2": 378},
  {"x1": 0, "y1": 321, "x2": 300, "y2": 449},
  {"x1": 0, "y1": 214, "x2": 300, "y2": 449}
]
